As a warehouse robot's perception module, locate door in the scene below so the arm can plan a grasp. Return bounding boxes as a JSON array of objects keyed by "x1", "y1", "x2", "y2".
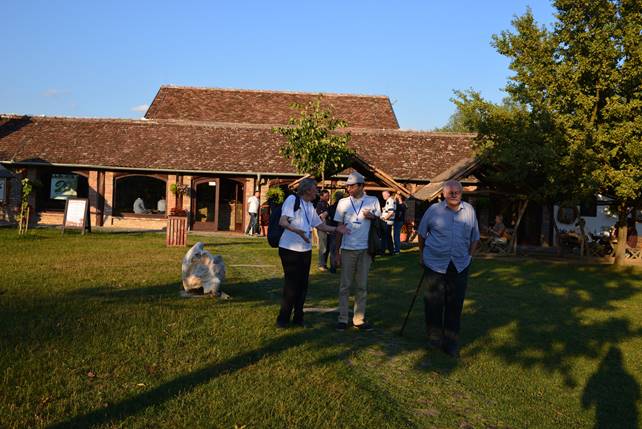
[
  {"x1": 218, "y1": 178, "x2": 245, "y2": 232},
  {"x1": 192, "y1": 179, "x2": 218, "y2": 231}
]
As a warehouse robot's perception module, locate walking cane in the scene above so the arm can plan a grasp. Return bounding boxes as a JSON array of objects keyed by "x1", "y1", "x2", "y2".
[{"x1": 399, "y1": 269, "x2": 425, "y2": 337}]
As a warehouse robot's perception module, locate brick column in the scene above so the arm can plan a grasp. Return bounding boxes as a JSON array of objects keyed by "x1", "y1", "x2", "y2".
[
  {"x1": 27, "y1": 168, "x2": 38, "y2": 213},
  {"x1": 88, "y1": 170, "x2": 100, "y2": 227},
  {"x1": 167, "y1": 175, "x2": 178, "y2": 212},
  {"x1": 103, "y1": 172, "x2": 115, "y2": 223},
  {"x1": 181, "y1": 176, "x2": 192, "y2": 211}
]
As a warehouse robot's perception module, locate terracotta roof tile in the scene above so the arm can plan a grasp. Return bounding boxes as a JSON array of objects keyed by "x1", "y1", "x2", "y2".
[
  {"x1": 145, "y1": 86, "x2": 400, "y2": 129},
  {"x1": 0, "y1": 115, "x2": 473, "y2": 181}
]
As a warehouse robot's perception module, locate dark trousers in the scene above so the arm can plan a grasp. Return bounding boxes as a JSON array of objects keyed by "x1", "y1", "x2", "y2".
[
  {"x1": 422, "y1": 261, "x2": 470, "y2": 342},
  {"x1": 381, "y1": 224, "x2": 394, "y2": 255},
  {"x1": 277, "y1": 247, "x2": 312, "y2": 324}
]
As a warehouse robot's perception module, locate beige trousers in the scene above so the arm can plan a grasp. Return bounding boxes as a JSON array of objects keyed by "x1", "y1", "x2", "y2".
[{"x1": 338, "y1": 249, "x2": 372, "y2": 325}]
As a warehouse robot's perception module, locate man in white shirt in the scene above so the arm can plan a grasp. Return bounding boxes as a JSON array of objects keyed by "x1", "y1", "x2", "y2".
[
  {"x1": 380, "y1": 191, "x2": 396, "y2": 255},
  {"x1": 157, "y1": 197, "x2": 167, "y2": 213},
  {"x1": 133, "y1": 197, "x2": 148, "y2": 214},
  {"x1": 333, "y1": 172, "x2": 381, "y2": 332},
  {"x1": 246, "y1": 191, "x2": 261, "y2": 236}
]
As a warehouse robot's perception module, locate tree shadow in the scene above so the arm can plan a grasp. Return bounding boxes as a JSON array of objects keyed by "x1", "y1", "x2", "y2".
[{"x1": 581, "y1": 346, "x2": 640, "y2": 428}]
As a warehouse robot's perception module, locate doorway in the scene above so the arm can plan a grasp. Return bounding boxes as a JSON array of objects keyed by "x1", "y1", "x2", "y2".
[{"x1": 218, "y1": 178, "x2": 245, "y2": 232}]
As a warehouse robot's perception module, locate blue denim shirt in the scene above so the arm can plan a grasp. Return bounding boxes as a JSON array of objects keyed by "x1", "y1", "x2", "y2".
[{"x1": 418, "y1": 200, "x2": 480, "y2": 273}]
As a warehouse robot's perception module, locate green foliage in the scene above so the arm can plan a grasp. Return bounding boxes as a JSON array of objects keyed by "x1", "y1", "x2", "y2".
[
  {"x1": 273, "y1": 98, "x2": 356, "y2": 183},
  {"x1": 169, "y1": 183, "x2": 190, "y2": 196},
  {"x1": 491, "y1": 1, "x2": 642, "y2": 206},
  {"x1": 432, "y1": 107, "x2": 477, "y2": 133},
  {"x1": 265, "y1": 186, "x2": 285, "y2": 204}
]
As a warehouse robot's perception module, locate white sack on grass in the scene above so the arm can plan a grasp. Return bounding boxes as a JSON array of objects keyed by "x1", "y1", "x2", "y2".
[{"x1": 181, "y1": 242, "x2": 227, "y2": 297}]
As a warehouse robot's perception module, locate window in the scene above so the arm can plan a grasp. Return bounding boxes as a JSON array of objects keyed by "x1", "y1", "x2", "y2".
[
  {"x1": 36, "y1": 170, "x2": 89, "y2": 211},
  {"x1": 114, "y1": 175, "x2": 166, "y2": 215}
]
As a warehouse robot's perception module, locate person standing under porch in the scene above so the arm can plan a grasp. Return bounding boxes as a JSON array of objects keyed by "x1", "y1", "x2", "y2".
[
  {"x1": 380, "y1": 191, "x2": 396, "y2": 255},
  {"x1": 418, "y1": 180, "x2": 480, "y2": 358},
  {"x1": 316, "y1": 189, "x2": 331, "y2": 271},
  {"x1": 245, "y1": 191, "x2": 260, "y2": 236},
  {"x1": 334, "y1": 172, "x2": 381, "y2": 331},
  {"x1": 393, "y1": 194, "x2": 407, "y2": 254}
]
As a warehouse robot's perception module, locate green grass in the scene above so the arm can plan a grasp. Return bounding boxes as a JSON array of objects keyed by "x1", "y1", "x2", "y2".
[{"x1": 1, "y1": 228, "x2": 641, "y2": 428}]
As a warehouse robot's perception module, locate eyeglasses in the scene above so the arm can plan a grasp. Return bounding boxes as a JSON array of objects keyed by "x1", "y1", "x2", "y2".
[{"x1": 445, "y1": 191, "x2": 462, "y2": 197}]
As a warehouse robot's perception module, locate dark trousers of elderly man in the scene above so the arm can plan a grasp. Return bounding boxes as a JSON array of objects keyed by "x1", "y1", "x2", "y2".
[{"x1": 421, "y1": 262, "x2": 470, "y2": 357}]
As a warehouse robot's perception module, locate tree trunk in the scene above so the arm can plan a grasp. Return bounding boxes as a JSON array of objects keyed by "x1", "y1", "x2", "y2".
[
  {"x1": 509, "y1": 199, "x2": 529, "y2": 255},
  {"x1": 614, "y1": 206, "x2": 628, "y2": 266}
]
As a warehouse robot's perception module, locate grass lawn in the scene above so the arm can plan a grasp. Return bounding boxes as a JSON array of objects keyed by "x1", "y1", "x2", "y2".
[{"x1": 1, "y1": 228, "x2": 641, "y2": 428}]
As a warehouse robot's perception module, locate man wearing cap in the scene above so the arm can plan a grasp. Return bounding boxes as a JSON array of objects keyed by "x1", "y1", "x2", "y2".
[{"x1": 333, "y1": 172, "x2": 381, "y2": 331}]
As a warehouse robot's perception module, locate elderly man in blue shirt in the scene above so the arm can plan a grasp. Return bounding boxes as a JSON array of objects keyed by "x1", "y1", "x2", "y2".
[{"x1": 418, "y1": 180, "x2": 480, "y2": 358}]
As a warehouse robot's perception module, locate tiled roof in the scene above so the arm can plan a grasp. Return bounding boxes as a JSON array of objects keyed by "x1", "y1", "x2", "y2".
[
  {"x1": 145, "y1": 86, "x2": 400, "y2": 129},
  {"x1": 0, "y1": 115, "x2": 473, "y2": 181}
]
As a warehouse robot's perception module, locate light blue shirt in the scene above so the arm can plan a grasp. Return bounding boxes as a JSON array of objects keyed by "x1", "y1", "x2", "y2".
[{"x1": 418, "y1": 200, "x2": 480, "y2": 273}]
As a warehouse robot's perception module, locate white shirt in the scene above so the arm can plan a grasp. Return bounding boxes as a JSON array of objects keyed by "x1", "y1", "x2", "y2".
[
  {"x1": 248, "y1": 195, "x2": 260, "y2": 214},
  {"x1": 133, "y1": 198, "x2": 146, "y2": 214},
  {"x1": 334, "y1": 194, "x2": 381, "y2": 250},
  {"x1": 157, "y1": 199, "x2": 166, "y2": 213},
  {"x1": 279, "y1": 195, "x2": 322, "y2": 252},
  {"x1": 382, "y1": 197, "x2": 396, "y2": 225}
]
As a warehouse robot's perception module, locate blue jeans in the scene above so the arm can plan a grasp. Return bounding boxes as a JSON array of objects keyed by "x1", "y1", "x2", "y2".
[
  {"x1": 393, "y1": 220, "x2": 404, "y2": 253},
  {"x1": 245, "y1": 212, "x2": 258, "y2": 235}
]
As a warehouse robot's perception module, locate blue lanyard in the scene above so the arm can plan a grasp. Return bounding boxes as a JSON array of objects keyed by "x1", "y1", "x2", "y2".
[
  {"x1": 349, "y1": 197, "x2": 365, "y2": 219},
  {"x1": 301, "y1": 202, "x2": 312, "y2": 230}
]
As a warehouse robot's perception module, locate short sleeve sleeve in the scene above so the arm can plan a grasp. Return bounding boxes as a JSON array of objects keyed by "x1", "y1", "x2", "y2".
[{"x1": 281, "y1": 195, "x2": 296, "y2": 218}]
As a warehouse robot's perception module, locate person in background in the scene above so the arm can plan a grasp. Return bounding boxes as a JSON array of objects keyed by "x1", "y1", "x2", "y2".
[
  {"x1": 393, "y1": 194, "x2": 407, "y2": 254},
  {"x1": 316, "y1": 189, "x2": 331, "y2": 271},
  {"x1": 157, "y1": 196, "x2": 167, "y2": 213},
  {"x1": 276, "y1": 179, "x2": 350, "y2": 328},
  {"x1": 133, "y1": 196, "x2": 149, "y2": 214},
  {"x1": 380, "y1": 191, "x2": 396, "y2": 255},
  {"x1": 246, "y1": 191, "x2": 261, "y2": 236},
  {"x1": 326, "y1": 190, "x2": 344, "y2": 274},
  {"x1": 334, "y1": 172, "x2": 381, "y2": 332},
  {"x1": 417, "y1": 180, "x2": 480, "y2": 358}
]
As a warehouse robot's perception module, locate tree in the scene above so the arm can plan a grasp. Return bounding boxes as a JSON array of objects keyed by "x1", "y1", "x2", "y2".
[
  {"x1": 432, "y1": 108, "x2": 477, "y2": 133},
  {"x1": 453, "y1": 90, "x2": 569, "y2": 253},
  {"x1": 458, "y1": 1, "x2": 642, "y2": 263},
  {"x1": 273, "y1": 98, "x2": 355, "y2": 185}
]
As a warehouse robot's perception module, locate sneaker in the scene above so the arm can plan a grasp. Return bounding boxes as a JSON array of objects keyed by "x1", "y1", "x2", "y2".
[
  {"x1": 329, "y1": 267, "x2": 337, "y2": 274},
  {"x1": 354, "y1": 322, "x2": 373, "y2": 332},
  {"x1": 318, "y1": 266, "x2": 328, "y2": 272},
  {"x1": 275, "y1": 320, "x2": 288, "y2": 329},
  {"x1": 336, "y1": 322, "x2": 348, "y2": 331}
]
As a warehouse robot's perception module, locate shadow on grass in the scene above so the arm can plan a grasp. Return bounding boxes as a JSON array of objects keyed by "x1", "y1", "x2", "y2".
[
  {"x1": 581, "y1": 346, "x2": 640, "y2": 429},
  {"x1": 45, "y1": 325, "x2": 414, "y2": 429}
]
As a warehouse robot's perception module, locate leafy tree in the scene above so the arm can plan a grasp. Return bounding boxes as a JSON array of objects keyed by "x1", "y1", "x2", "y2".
[
  {"x1": 432, "y1": 108, "x2": 477, "y2": 133},
  {"x1": 458, "y1": 1, "x2": 642, "y2": 262},
  {"x1": 453, "y1": 90, "x2": 568, "y2": 253},
  {"x1": 273, "y1": 98, "x2": 355, "y2": 185}
]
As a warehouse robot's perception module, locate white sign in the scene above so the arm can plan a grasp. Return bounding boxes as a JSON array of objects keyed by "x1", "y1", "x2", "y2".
[
  {"x1": 51, "y1": 174, "x2": 78, "y2": 200},
  {"x1": 0, "y1": 178, "x2": 5, "y2": 203},
  {"x1": 208, "y1": 181, "x2": 216, "y2": 186},
  {"x1": 64, "y1": 199, "x2": 87, "y2": 228}
]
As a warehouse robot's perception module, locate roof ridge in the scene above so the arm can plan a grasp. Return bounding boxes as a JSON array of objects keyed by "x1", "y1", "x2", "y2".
[{"x1": 159, "y1": 84, "x2": 391, "y2": 100}]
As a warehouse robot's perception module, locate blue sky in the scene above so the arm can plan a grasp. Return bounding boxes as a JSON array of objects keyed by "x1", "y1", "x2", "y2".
[{"x1": 1, "y1": 1, "x2": 555, "y2": 130}]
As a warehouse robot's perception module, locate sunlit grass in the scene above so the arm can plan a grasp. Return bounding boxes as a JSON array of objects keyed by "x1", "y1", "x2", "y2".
[{"x1": 1, "y1": 228, "x2": 641, "y2": 428}]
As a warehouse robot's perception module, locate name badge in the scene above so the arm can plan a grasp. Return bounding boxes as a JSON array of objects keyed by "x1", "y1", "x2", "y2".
[{"x1": 353, "y1": 221, "x2": 362, "y2": 225}]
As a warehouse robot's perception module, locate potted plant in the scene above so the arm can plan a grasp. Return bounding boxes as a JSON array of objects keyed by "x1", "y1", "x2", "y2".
[{"x1": 169, "y1": 183, "x2": 190, "y2": 216}]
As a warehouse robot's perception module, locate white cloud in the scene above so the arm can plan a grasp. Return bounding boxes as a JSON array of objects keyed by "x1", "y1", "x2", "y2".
[
  {"x1": 131, "y1": 104, "x2": 149, "y2": 113},
  {"x1": 42, "y1": 89, "x2": 70, "y2": 97}
]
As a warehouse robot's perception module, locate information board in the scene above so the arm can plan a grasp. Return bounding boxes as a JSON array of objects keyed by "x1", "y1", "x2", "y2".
[{"x1": 62, "y1": 198, "x2": 90, "y2": 234}]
